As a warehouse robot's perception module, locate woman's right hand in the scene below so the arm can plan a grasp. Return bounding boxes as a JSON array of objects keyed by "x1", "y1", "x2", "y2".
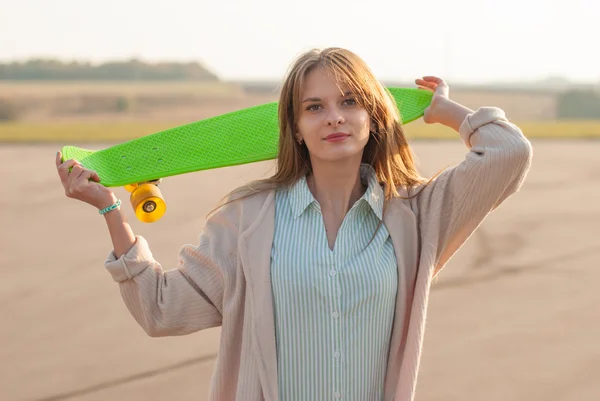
[{"x1": 56, "y1": 151, "x2": 117, "y2": 210}]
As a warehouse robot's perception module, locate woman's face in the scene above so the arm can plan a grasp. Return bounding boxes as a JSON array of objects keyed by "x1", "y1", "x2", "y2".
[{"x1": 295, "y1": 68, "x2": 373, "y2": 164}]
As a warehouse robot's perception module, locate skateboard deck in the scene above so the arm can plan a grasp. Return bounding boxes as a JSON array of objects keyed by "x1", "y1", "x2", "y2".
[{"x1": 61, "y1": 87, "x2": 432, "y2": 188}]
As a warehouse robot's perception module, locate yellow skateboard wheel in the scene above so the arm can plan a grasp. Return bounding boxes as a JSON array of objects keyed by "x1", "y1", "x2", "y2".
[{"x1": 130, "y1": 183, "x2": 166, "y2": 223}]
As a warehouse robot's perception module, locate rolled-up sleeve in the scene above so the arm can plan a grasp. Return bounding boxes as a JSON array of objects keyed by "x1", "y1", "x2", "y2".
[{"x1": 105, "y1": 231, "x2": 227, "y2": 337}]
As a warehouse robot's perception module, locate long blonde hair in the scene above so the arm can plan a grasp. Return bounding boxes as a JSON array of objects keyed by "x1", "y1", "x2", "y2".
[{"x1": 212, "y1": 47, "x2": 431, "y2": 214}]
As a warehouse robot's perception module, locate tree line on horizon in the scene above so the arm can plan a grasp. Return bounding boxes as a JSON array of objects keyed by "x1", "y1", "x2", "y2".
[{"x1": 0, "y1": 58, "x2": 220, "y2": 81}]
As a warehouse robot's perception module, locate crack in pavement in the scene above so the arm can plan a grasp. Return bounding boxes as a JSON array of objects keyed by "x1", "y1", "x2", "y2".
[
  {"x1": 470, "y1": 228, "x2": 495, "y2": 270},
  {"x1": 433, "y1": 209, "x2": 600, "y2": 291},
  {"x1": 32, "y1": 353, "x2": 217, "y2": 401},
  {"x1": 432, "y1": 243, "x2": 600, "y2": 291},
  {"x1": 467, "y1": 225, "x2": 527, "y2": 271}
]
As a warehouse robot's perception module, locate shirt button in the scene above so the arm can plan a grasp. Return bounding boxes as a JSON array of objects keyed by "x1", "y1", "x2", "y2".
[
  {"x1": 329, "y1": 269, "x2": 337, "y2": 277},
  {"x1": 334, "y1": 392, "x2": 341, "y2": 399},
  {"x1": 332, "y1": 311, "x2": 339, "y2": 319},
  {"x1": 334, "y1": 351, "x2": 340, "y2": 359}
]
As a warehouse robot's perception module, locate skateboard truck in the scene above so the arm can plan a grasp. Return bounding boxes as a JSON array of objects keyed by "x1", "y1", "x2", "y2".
[{"x1": 124, "y1": 179, "x2": 166, "y2": 223}]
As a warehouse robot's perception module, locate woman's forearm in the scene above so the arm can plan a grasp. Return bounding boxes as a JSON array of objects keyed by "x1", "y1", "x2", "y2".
[
  {"x1": 102, "y1": 193, "x2": 137, "y2": 258},
  {"x1": 434, "y1": 98, "x2": 474, "y2": 132}
]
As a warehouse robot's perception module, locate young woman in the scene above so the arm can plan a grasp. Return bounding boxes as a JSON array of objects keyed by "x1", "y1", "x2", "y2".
[{"x1": 56, "y1": 47, "x2": 532, "y2": 401}]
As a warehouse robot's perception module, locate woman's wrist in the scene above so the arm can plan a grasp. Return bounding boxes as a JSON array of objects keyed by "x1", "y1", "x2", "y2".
[
  {"x1": 94, "y1": 192, "x2": 119, "y2": 211},
  {"x1": 435, "y1": 98, "x2": 473, "y2": 132}
]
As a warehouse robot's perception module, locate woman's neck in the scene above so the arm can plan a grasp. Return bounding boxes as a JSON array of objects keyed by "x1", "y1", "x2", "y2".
[{"x1": 307, "y1": 158, "x2": 366, "y2": 219}]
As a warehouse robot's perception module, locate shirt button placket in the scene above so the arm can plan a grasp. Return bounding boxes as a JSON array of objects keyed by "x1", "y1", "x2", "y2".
[{"x1": 329, "y1": 259, "x2": 342, "y2": 401}]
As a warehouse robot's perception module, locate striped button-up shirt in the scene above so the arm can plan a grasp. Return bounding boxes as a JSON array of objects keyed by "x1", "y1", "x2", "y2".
[{"x1": 271, "y1": 163, "x2": 398, "y2": 401}]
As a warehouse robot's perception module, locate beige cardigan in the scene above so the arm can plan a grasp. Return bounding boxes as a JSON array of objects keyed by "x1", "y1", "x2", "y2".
[{"x1": 105, "y1": 106, "x2": 533, "y2": 401}]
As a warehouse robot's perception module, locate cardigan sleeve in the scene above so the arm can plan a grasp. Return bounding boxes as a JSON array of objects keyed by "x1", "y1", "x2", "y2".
[
  {"x1": 414, "y1": 106, "x2": 533, "y2": 276},
  {"x1": 104, "y1": 208, "x2": 237, "y2": 337}
]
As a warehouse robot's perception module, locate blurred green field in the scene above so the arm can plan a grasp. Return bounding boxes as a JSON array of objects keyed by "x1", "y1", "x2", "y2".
[{"x1": 1, "y1": 120, "x2": 600, "y2": 143}]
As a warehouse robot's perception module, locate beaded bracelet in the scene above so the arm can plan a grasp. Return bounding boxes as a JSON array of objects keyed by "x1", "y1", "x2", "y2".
[{"x1": 99, "y1": 199, "x2": 122, "y2": 215}]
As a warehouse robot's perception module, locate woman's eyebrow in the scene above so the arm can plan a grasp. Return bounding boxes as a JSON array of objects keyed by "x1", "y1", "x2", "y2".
[{"x1": 302, "y1": 91, "x2": 353, "y2": 103}]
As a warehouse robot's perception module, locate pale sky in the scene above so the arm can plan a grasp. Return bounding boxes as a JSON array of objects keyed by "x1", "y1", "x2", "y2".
[{"x1": 1, "y1": 0, "x2": 598, "y2": 83}]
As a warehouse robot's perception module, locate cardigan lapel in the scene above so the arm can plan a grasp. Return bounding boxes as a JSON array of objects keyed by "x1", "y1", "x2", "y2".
[
  {"x1": 238, "y1": 191, "x2": 279, "y2": 401},
  {"x1": 382, "y1": 199, "x2": 420, "y2": 401}
]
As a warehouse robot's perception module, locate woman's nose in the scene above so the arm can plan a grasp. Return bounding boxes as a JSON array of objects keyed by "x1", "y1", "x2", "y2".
[{"x1": 325, "y1": 108, "x2": 345, "y2": 126}]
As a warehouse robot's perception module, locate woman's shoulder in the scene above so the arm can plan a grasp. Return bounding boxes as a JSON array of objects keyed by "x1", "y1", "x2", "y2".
[
  {"x1": 388, "y1": 181, "x2": 436, "y2": 216},
  {"x1": 391, "y1": 180, "x2": 433, "y2": 200}
]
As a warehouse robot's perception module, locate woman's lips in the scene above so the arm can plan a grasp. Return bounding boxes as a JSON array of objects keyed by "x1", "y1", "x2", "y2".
[{"x1": 324, "y1": 133, "x2": 350, "y2": 142}]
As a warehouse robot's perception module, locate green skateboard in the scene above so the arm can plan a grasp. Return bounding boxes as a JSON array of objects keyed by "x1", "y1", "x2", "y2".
[{"x1": 61, "y1": 87, "x2": 432, "y2": 222}]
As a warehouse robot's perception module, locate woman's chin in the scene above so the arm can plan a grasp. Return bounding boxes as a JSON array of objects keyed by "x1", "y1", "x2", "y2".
[{"x1": 310, "y1": 145, "x2": 365, "y2": 164}]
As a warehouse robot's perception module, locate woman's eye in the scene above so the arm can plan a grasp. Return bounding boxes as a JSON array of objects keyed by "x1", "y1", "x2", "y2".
[
  {"x1": 343, "y1": 98, "x2": 357, "y2": 105},
  {"x1": 306, "y1": 104, "x2": 321, "y2": 111}
]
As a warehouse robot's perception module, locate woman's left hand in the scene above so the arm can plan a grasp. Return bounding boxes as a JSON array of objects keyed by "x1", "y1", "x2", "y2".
[
  {"x1": 415, "y1": 76, "x2": 451, "y2": 125},
  {"x1": 415, "y1": 76, "x2": 473, "y2": 131}
]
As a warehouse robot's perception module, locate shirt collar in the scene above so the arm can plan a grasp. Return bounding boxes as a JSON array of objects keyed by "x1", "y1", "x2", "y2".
[{"x1": 288, "y1": 163, "x2": 384, "y2": 220}]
